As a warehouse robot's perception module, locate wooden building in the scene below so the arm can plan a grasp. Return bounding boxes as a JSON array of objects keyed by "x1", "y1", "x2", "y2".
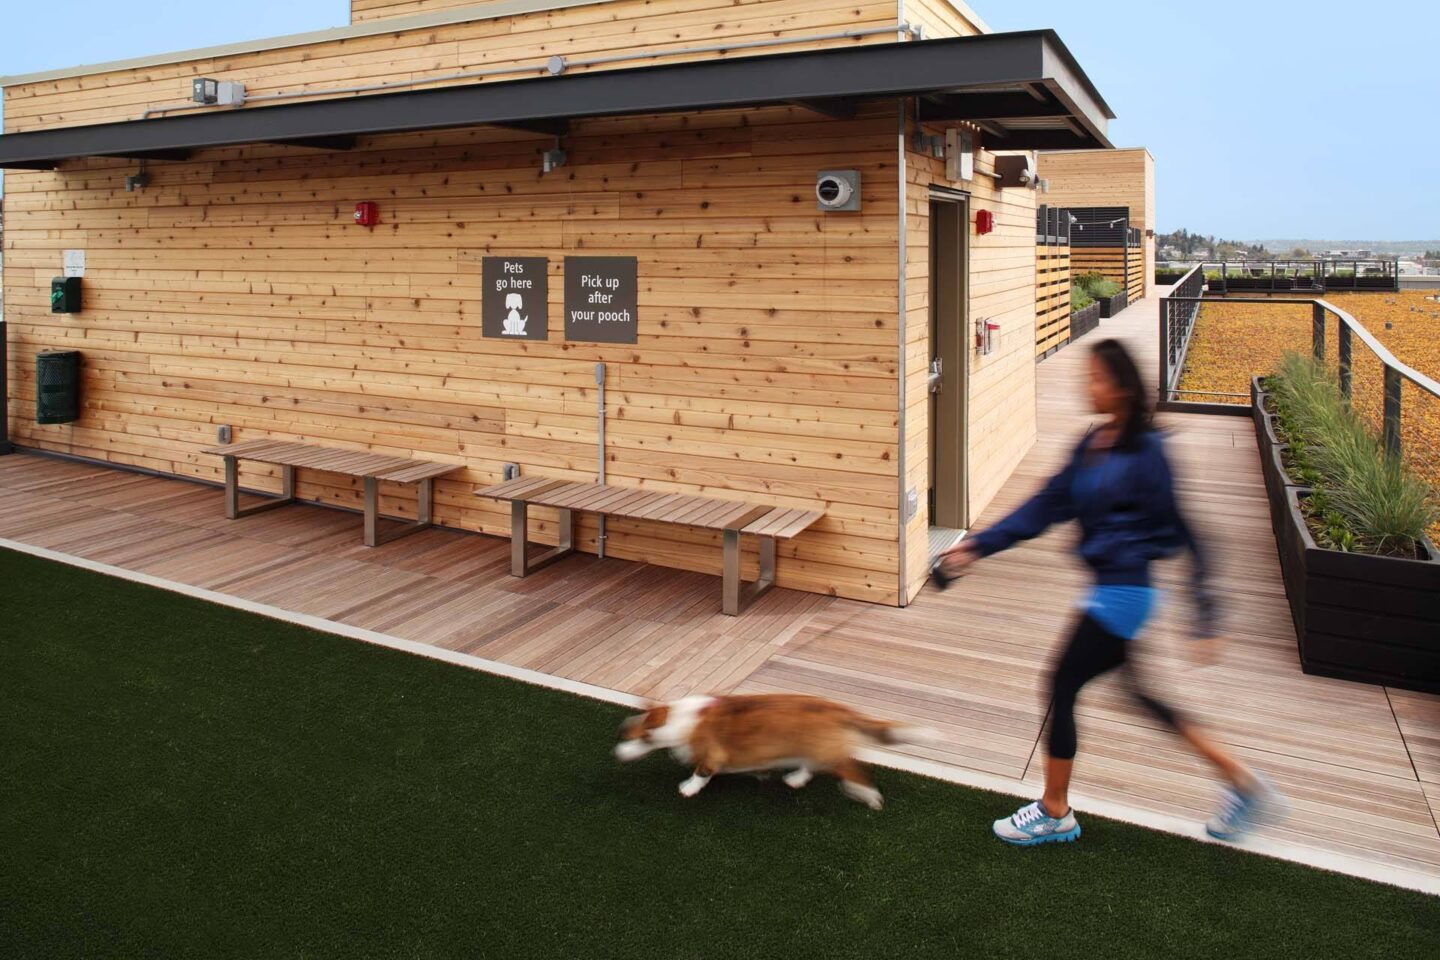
[
  {"x1": 1037, "y1": 147, "x2": 1154, "y2": 297},
  {"x1": 0, "y1": 0, "x2": 1113, "y2": 607}
]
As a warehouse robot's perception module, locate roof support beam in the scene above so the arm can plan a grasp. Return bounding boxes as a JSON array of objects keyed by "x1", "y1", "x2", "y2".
[
  {"x1": 100, "y1": 148, "x2": 192, "y2": 161},
  {"x1": 918, "y1": 91, "x2": 1068, "y2": 122},
  {"x1": 980, "y1": 129, "x2": 1094, "y2": 150},
  {"x1": 787, "y1": 97, "x2": 861, "y2": 119},
  {"x1": 265, "y1": 135, "x2": 358, "y2": 151},
  {"x1": 489, "y1": 118, "x2": 570, "y2": 137}
]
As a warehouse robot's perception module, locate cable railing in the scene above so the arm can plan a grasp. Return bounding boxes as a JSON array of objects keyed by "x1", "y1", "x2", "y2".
[
  {"x1": 1204, "y1": 258, "x2": 1400, "y2": 293},
  {"x1": 1158, "y1": 289, "x2": 1440, "y2": 526},
  {"x1": 1157, "y1": 263, "x2": 1205, "y2": 398}
]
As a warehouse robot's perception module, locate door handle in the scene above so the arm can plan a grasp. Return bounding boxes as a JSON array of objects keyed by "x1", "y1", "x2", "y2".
[{"x1": 928, "y1": 357, "x2": 943, "y2": 393}]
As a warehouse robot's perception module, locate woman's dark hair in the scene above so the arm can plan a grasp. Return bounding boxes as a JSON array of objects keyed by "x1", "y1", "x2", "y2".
[{"x1": 1090, "y1": 338, "x2": 1153, "y2": 447}]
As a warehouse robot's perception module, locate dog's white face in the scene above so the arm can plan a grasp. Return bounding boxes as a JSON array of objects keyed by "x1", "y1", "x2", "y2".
[{"x1": 613, "y1": 697, "x2": 713, "y2": 763}]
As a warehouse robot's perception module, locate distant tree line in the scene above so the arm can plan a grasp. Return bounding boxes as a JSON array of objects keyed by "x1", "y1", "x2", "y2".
[{"x1": 1156, "y1": 228, "x2": 1273, "y2": 261}]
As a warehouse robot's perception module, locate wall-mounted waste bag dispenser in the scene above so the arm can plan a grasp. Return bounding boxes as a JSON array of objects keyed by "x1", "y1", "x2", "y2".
[
  {"x1": 36, "y1": 350, "x2": 81, "y2": 424},
  {"x1": 51, "y1": 277, "x2": 82, "y2": 313}
]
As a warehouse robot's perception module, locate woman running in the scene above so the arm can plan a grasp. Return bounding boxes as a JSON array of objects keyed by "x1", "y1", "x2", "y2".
[{"x1": 934, "y1": 338, "x2": 1284, "y2": 846}]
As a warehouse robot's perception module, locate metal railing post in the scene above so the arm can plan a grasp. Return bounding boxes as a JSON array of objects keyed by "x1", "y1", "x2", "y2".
[
  {"x1": 1311, "y1": 302, "x2": 1326, "y2": 363},
  {"x1": 1382, "y1": 366, "x2": 1401, "y2": 459},
  {"x1": 1338, "y1": 323, "x2": 1352, "y2": 400}
]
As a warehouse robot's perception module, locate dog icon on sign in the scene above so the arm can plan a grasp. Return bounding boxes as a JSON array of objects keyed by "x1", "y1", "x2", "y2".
[{"x1": 502, "y1": 293, "x2": 528, "y2": 336}]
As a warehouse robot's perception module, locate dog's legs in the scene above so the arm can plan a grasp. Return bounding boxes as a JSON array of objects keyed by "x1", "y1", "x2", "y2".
[
  {"x1": 835, "y1": 759, "x2": 883, "y2": 810},
  {"x1": 614, "y1": 740, "x2": 656, "y2": 762},
  {"x1": 783, "y1": 766, "x2": 813, "y2": 789},
  {"x1": 679, "y1": 745, "x2": 720, "y2": 798},
  {"x1": 678, "y1": 771, "x2": 712, "y2": 798}
]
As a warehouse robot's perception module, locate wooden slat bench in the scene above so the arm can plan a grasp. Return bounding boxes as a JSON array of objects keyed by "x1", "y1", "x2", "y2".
[
  {"x1": 476, "y1": 477, "x2": 823, "y2": 615},
  {"x1": 202, "y1": 439, "x2": 463, "y2": 546}
]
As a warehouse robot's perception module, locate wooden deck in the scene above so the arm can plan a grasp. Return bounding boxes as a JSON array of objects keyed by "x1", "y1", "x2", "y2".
[{"x1": 2, "y1": 289, "x2": 1437, "y2": 890}]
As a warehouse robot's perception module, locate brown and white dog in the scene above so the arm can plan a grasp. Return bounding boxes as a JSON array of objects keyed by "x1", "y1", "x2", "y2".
[{"x1": 614, "y1": 693, "x2": 937, "y2": 810}]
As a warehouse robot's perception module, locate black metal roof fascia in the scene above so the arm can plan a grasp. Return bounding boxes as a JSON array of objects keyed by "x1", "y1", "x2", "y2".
[{"x1": 0, "y1": 31, "x2": 1113, "y2": 167}]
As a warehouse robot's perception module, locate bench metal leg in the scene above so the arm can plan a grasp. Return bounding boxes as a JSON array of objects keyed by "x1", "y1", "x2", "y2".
[
  {"x1": 509, "y1": 500, "x2": 576, "y2": 576},
  {"x1": 363, "y1": 476, "x2": 439, "y2": 548},
  {"x1": 223, "y1": 458, "x2": 296, "y2": 520},
  {"x1": 722, "y1": 530, "x2": 777, "y2": 616}
]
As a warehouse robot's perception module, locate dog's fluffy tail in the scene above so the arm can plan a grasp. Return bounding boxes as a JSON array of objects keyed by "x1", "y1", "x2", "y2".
[{"x1": 851, "y1": 715, "x2": 941, "y2": 747}]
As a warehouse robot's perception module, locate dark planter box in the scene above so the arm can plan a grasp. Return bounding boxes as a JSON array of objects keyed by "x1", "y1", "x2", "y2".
[
  {"x1": 1252, "y1": 377, "x2": 1300, "y2": 541},
  {"x1": 1273, "y1": 487, "x2": 1440, "y2": 694},
  {"x1": 1097, "y1": 291, "x2": 1129, "y2": 318},
  {"x1": 1206, "y1": 279, "x2": 1226, "y2": 294},
  {"x1": 1069, "y1": 302, "x2": 1101, "y2": 341}
]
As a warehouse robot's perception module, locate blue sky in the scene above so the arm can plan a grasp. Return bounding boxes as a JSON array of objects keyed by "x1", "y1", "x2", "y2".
[{"x1": 1, "y1": 0, "x2": 1436, "y2": 241}]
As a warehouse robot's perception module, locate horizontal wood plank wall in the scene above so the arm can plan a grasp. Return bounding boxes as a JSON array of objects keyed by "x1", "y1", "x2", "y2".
[
  {"x1": 899, "y1": 0, "x2": 985, "y2": 36},
  {"x1": 904, "y1": 124, "x2": 1038, "y2": 603},
  {"x1": 1126, "y1": 246, "x2": 1144, "y2": 303},
  {"x1": 2, "y1": 106, "x2": 905, "y2": 604},
  {"x1": 1035, "y1": 245, "x2": 1070, "y2": 357},
  {"x1": 353, "y1": 0, "x2": 498, "y2": 21},
  {"x1": 3, "y1": 0, "x2": 905, "y2": 134},
  {"x1": 1036, "y1": 147, "x2": 1154, "y2": 296}
]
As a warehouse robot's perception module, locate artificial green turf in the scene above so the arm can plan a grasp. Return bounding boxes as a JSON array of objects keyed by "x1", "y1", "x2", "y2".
[{"x1": 1, "y1": 548, "x2": 1437, "y2": 959}]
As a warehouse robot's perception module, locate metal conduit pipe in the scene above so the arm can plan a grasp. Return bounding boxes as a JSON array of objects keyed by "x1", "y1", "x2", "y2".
[
  {"x1": 137, "y1": 24, "x2": 919, "y2": 119},
  {"x1": 595, "y1": 363, "x2": 607, "y2": 559}
]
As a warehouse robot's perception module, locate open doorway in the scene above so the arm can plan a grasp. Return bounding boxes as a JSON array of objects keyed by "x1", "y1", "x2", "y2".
[{"x1": 927, "y1": 194, "x2": 968, "y2": 555}]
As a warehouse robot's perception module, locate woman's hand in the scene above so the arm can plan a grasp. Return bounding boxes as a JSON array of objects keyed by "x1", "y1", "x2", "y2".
[{"x1": 936, "y1": 540, "x2": 980, "y2": 577}]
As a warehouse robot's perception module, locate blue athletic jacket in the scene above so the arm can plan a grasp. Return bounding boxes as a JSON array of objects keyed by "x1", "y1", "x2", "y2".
[{"x1": 968, "y1": 428, "x2": 1219, "y2": 637}]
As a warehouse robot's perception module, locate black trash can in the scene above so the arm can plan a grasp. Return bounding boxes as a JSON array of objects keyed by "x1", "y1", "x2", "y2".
[{"x1": 36, "y1": 350, "x2": 81, "y2": 425}]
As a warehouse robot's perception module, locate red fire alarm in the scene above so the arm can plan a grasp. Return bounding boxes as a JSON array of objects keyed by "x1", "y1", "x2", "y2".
[
  {"x1": 975, "y1": 209, "x2": 994, "y2": 235},
  {"x1": 353, "y1": 201, "x2": 379, "y2": 228}
]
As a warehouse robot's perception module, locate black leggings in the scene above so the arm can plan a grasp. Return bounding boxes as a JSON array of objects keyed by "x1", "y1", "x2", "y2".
[{"x1": 1046, "y1": 614, "x2": 1185, "y2": 761}]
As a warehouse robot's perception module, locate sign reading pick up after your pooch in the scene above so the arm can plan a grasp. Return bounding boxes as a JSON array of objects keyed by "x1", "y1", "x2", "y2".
[{"x1": 564, "y1": 256, "x2": 637, "y2": 344}]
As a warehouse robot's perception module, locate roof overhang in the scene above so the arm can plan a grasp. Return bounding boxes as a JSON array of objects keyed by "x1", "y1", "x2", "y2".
[{"x1": 0, "y1": 31, "x2": 1114, "y2": 170}]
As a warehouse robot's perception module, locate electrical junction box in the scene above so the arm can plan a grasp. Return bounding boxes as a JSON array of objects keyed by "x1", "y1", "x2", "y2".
[
  {"x1": 191, "y1": 78, "x2": 246, "y2": 106},
  {"x1": 945, "y1": 128, "x2": 974, "y2": 181},
  {"x1": 50, "y1": 276, "x2": 82, "y2": 313}
]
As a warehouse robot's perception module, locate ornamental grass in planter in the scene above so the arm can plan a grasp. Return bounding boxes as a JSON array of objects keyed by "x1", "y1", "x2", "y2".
[
  {"x1": 1260, "y1": 352, "x2": 1439, "y2": 692},
  {"x1": 1075, "y1": 272, "x2": 1127, "y2": 318}
]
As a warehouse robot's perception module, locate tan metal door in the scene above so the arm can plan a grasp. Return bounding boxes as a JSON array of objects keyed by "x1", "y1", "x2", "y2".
[{"x1": 927, "y1": 197, "x2": 967, "y2": 530}]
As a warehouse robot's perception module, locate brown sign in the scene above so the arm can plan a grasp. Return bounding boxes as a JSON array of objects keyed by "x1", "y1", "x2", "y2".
[
  {"x1": 564, "y1": 256, "x2": 637, "y2": 344},
  {"x1": 482, "y1": 257, "x2": 548, "y2": 340}
]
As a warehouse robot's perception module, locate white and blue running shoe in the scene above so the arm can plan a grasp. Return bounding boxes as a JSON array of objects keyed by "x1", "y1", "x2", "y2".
[
  {"x1": 1206, "y1": 774, "x2": 1289, "y2": 841},
  {"x1": 993, "y1": 801, "x2": 1081, "y2": 846}
]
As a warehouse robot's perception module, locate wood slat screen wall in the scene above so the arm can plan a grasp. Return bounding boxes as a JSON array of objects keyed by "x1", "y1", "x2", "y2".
[
  {"x1": 3, "y1": 106, "x2": 907, "y2": 603},
  {"x1": 1034, "y1": 245, "x2": 1070, "y2": 357},
  {"x1": 1071, "y1": 247, "x2": 1129, "y2": 289},
  {"x1": 3, "y1": 0, "x2": 908, "y2": 134},
  {"x1": 1037, "y1": 147, "x2": 1154, "y2": 297},
  {"x1": 1126, "y1": 246, "x2": 1144, "y2": 303}
]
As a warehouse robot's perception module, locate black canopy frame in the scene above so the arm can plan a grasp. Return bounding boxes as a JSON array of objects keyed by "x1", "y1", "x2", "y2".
[{"x1": 0, "y1": 31, "x2": 1113, "y2": 169}]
